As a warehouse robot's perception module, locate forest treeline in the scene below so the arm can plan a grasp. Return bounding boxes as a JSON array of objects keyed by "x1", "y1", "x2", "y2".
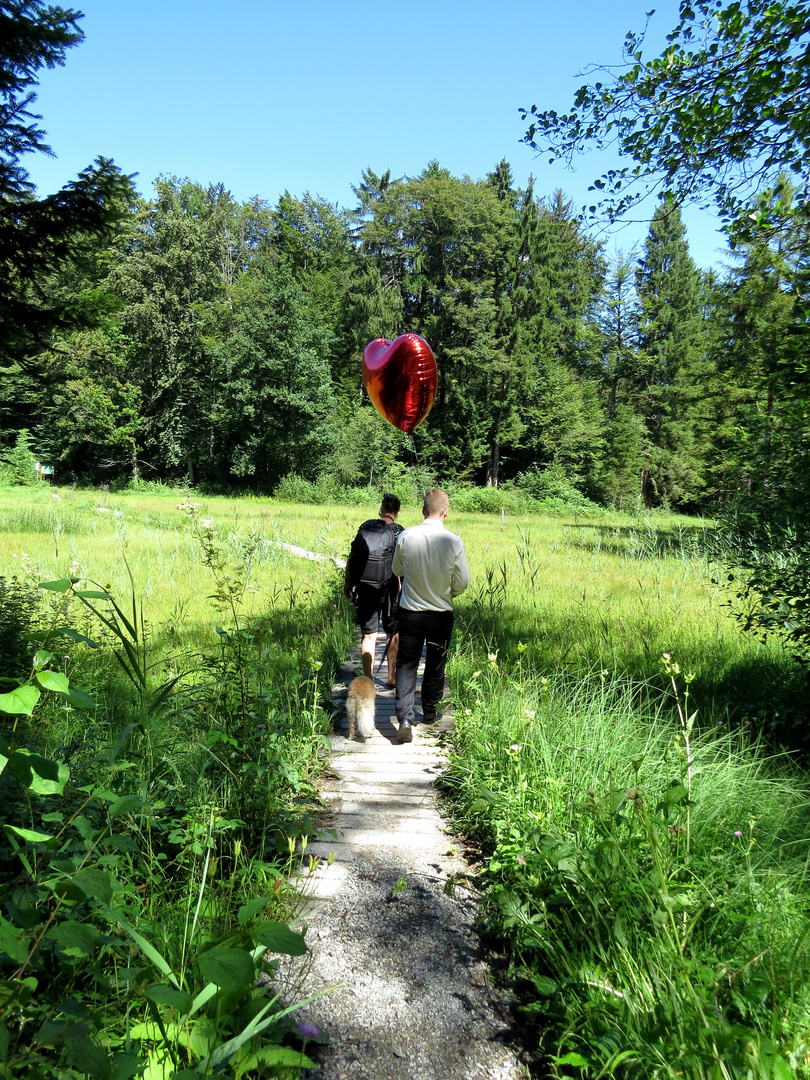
[{"x1": 3, "y1": 161, "x2": 808, "y2": 515}]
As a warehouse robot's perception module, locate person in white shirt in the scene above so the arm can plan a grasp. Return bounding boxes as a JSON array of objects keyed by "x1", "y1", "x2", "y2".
[{"x1": 391, "y1": 488, "x2": 470, "y2": 743}]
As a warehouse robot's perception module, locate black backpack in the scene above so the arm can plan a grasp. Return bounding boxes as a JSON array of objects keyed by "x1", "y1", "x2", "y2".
[{"x1": 349, "y1": 519, "x2": 403, "y2": 589}]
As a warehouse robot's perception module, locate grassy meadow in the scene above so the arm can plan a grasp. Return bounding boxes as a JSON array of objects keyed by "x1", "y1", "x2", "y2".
[{"x1": 1, "y1": 483, "x2": 809, "y2": 1078}]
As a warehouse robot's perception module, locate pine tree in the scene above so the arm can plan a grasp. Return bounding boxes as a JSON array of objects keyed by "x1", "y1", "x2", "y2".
[
  {"x1": 635, "y1": 203, "x2": 709, "y2": 505},
  {"x1": 712, "y1": 181, "x2": 810, "y2": 520},
  {"x1": 1, "y1": 428, "x2": 36, "y2": 485},
  {"x1": 516, "y1": 189, "x2": 606, "y2": 487},
  {"x1": 0, "y1": 2, "x2": 131, "y2": 372}
]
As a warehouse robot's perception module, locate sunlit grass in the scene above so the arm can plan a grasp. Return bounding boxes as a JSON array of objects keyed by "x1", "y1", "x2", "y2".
[{"x1": 0, "y1": 485, "x2": 792, "y2": 726}]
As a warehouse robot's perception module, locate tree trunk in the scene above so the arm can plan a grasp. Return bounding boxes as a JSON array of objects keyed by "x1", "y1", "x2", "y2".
[
  {"x1": 186, "y1": 452, "x2": 196, "y2": 486},
  {"x1": 763, "y1": 377, "x2": 775, "y2": 491},
  {"x1": 485, "y1": 433, "x2": 500, "y2": 488},
  {"x1": 608, "y1": 374, "x2": 619, "y2": 422}
]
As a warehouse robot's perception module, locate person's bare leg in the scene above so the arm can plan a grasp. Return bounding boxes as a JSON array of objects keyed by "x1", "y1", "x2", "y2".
[
  {"x1": 386, "y1": 633, "x2": 399, "y2": 686},
  {"x1": 360, "y1": 633, "x2": 377, "y2": 679}
]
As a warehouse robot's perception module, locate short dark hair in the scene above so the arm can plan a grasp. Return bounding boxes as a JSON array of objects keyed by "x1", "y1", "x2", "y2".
[{"x1": 381, "y1": 492, "x2": 401, "y2": 515}]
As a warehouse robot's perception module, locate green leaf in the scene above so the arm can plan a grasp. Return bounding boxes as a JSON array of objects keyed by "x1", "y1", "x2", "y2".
[
  {"x1": 73, "y1": 589, "x2": 112, "y2": 599},
  {"x1": 235, "y1": 1045, "x2": 316, "y2": 1076},
  {"x1": 197, "y1": 946, "x2": 255, "y2": 991},
  {"x1": 74, "y1": 869, "x2": 114, "y2": 905},
  {"x1": 237, "y1": 897, "x2": 271, "y2": 925},
  {"x1": 39, "y1": 579, "x2": 73, "y2": 593},
  {"x1": 0, "y1": 916, "x2": 28, "y2": 963},
  {"x1": 8, "y1": 749, "x2": 68, "y2": 795},
  {"x1": 554, "y1": 1051, "x2": 590, "y2": 1067},
  {"x1": 110, "y1": 1052, "x2": 142, "y2": 1080},
  {"x1": 36, "y1": 670, "x2": 69, "y2": 694},
  {"x1": 0, "y1": 684, "x2": 40, "y2": 716},
  {"x1": 249, "y1": 921, "x2": 307, "y2": 956},
  {"x1": 32, "y1": 650, "x2": 54, "y2": 669},
  {"x1": 61, "y1": 687, "x2": 97, "y2": 710},
  {"x1": 65, "y1": 1036, "x2": 112, "y2": 1080},
  {"x1": 46, "y1": 920, "x2": 100, "y2": 958},
  {"x1": 4, "y1": 824, "x2": 54, "y2": 845},
  {"x1": 48, "y1": 627, "x2": 100, "y2": 649},
  {"x1": 662, "y1": 783, "x2": 689, "y2": 805},
  {"x1": 108, "y1": 794, "x2": 142, "y2": 820},
  {"x1": 532, "y1": 975, "x2": 558, "y2": 996},
  {"x1": 0, "y1": 975, "x2": 37, "y2": 1008},
  {"x1": 143, "y1": 984, "x2": 192, "y2": 1013}
]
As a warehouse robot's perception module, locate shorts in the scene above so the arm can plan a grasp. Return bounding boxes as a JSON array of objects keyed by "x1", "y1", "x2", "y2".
[{"x1": 355, "y1": 582, "x2": 398, "y2": 636}]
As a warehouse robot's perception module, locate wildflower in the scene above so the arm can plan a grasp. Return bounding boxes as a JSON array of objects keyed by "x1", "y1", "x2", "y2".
[
  {"x1": 734, "y1": 830, "x2": 742, "y2": 838},
  {"x1": 200, "y1": 518, "x2": 213, "y2": 530},
  {"x1": 487, "y1": 652, "x2": 498, "y2": 664},
  {"x1": 523, "y1": 708, "x2": 535, "y2": 719},
  {"x1": 509, "y1": 743, "x2": 521, "y2": 753},
  {"x1": 464, "y1": 708, "x2": 472, "y2": 716},
  {"x1": 297, "y1": 1022, "x2": 320, "y2": 1040}
]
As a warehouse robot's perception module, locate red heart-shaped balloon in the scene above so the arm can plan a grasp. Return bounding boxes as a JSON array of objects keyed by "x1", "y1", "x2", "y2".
[{"x1": 362, "y1": 333, "x2": 438, "y2": 434}]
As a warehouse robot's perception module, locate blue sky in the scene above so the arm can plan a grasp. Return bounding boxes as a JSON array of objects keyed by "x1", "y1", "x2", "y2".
[{"x1": 24, "y1": 0, "x2": 727, "y2": 269}]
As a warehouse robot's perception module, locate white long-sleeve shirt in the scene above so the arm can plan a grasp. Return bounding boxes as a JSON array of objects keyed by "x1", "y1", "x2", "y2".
[{"x1": 392, "y1": 517, "x2": 470, "y2": 613}]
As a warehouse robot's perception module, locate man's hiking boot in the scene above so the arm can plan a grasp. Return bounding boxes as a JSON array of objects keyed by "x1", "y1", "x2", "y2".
[{"x1": 397, "y1": 719, "x2": 413, "y2": 743}]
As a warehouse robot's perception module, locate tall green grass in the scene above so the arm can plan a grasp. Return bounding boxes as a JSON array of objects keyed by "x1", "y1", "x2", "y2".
[
  {"x1": 0, "y1": 489, "x2": 355, "y2": 1076},
  {"x1": 443, "y1": 633, "x2": 810, "y2": 1076}
]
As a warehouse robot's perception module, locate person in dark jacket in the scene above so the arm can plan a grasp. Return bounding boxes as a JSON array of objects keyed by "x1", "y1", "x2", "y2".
[{"x1": 344, "y1": 493, "x2": 403, "y2": 684}]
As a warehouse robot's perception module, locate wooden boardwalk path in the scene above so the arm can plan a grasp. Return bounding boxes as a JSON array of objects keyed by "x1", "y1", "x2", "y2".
[{"x1": 284, "y1": 633, "x2": 527, "y2": 1080}]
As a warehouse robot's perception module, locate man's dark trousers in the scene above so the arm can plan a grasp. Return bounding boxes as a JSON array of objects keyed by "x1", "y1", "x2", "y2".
[{"x1": 395, "y1": 608, "x2": 453, "y2": 725}]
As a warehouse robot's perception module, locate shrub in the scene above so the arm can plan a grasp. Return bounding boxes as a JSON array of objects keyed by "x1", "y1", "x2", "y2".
[
  {"x1": 274, "y1": 473, "x2": 371, "y2": 506},
  {"x1": 512, "y1": 462, "x2": 602, "y2": 513},
  {"x1": 445, "y1": 484, "x2": 534, "y2": 515}
]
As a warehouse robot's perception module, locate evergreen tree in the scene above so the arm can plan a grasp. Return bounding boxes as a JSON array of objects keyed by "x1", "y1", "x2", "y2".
[
  {"x1": 516, "y1": 189, "x2": 606, "y2": 487},
  {"x1": 635, "y1": 203, "x2": 709, "y2": 505},
  {"x1": 601, "y1": 403, "x2": 646, "y2": 509},
  {"x1": 597, "y1": 248, "x2": 641, "y2": 423},
  {"x1": 712, "y1": 181, "x2": 810, "y2": 519},
  {"x1": 0, "y1": 427, "x2": 36, "y2": 484},
  {"x1": 0, "y1": 2, "x2": 131, "y2": 380}
]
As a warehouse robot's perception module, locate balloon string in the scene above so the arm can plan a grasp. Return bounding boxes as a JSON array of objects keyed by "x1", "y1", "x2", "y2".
[{"x1": 409, "y1": 433, "x2": 426, "y2": 501}]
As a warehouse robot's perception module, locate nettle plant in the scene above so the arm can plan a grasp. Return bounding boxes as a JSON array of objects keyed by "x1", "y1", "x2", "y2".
[{"x1": 0, "y1": 596, "x2": 315, "y2": 1078}]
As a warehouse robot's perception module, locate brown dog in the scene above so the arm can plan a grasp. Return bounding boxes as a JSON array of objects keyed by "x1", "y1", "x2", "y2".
[{"x1": 346, "y1": 676, "x2": 377, "y2": 740}]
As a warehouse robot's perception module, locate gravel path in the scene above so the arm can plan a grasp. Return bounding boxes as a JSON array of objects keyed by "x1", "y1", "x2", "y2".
[{"x1": 279, "y1": 636, "x2": 528, "y2": 1080}]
